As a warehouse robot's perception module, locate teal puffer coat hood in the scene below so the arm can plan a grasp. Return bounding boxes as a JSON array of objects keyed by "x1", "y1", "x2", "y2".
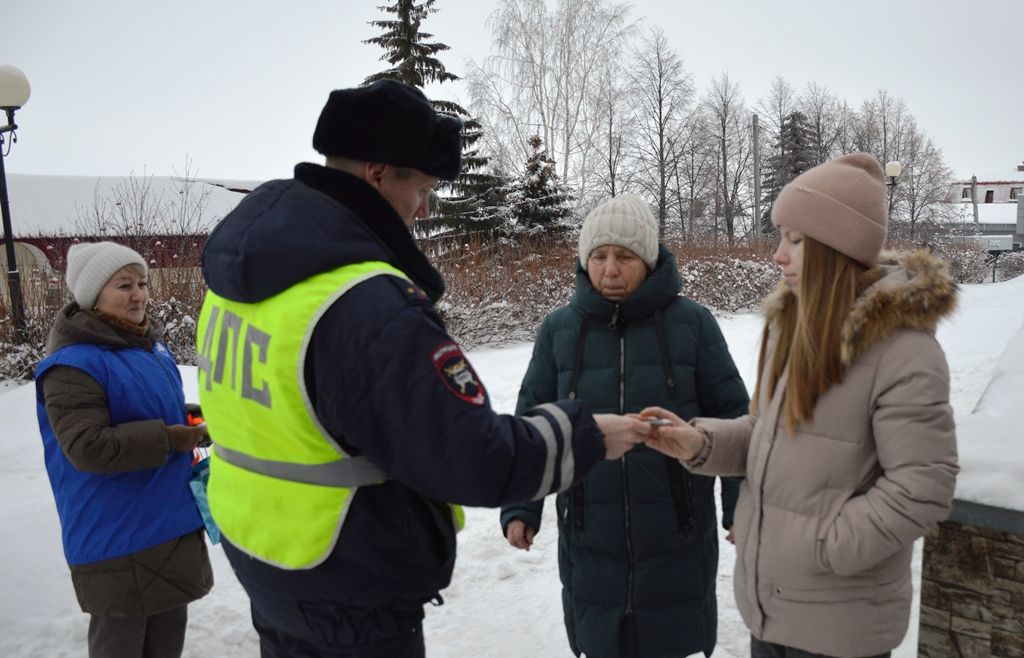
[{"x1": 501, "y1": 245, "x2": 749, "y2": 658}]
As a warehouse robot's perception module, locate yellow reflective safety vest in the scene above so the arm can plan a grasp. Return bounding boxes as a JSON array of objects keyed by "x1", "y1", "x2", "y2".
[{"x1": 196, "y1": 260, "x2": 464, "y2": 569}]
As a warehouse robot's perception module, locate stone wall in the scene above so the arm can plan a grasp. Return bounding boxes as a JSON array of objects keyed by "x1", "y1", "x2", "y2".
[{"x1": 919, "y1": 519, "x2": 1024, "y2": 657}]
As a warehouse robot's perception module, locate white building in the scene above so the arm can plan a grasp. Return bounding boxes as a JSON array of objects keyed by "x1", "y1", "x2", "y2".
[
  {"x1": 946, "y1": 163, "x2": 1024, "y2": 249},
  {"x1": 947, "y1": 163, "x2": 1024, "y2": 205}
]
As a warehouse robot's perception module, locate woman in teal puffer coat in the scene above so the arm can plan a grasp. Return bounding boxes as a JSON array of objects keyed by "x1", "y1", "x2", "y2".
[{"x1": 500, "y1": 195, "x2": 750, "y2": 658}]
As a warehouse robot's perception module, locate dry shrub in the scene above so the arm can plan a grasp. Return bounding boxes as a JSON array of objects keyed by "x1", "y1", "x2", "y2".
[
  {"x1": 18, "y1": 233, "x2": 951, "y2": 382},
  {"x1": 434, "y1": 235, "x2": 577, "y2": 349},
  {"x1": 0, "y1": 314, "x2": 48, "y2": 382},
  {"x1": 672, "y1": 240, "x2": 779, "y2": 312},
  {"x1": 435, "y1": 236, "x2": 780, "y2": 348},
  {"x1": 997, "y1": 251, "x2": 1024, "y2": 282},
  {"x1": 0, "y1": 263, "x2": 207, "y2": 382},
  {"x1": 0, "y1": 265, "x2": 69, "y2": 381},
  {"x1": 928, "y1": 241, "x2": 989, "y2": 284}
]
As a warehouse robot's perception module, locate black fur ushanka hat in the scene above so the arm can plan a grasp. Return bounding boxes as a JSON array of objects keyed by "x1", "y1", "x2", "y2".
[{"x1": 313, "y1": 79, "x2": 463, "y2": 181}]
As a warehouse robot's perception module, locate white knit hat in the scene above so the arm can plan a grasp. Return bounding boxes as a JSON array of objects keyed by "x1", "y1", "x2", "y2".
[
  {"x1": 577, "y1": 194, "x2": 659, "y2": 269},
  {"x1": 65, "y1": 242, "x2": 148, "y2": 308}
]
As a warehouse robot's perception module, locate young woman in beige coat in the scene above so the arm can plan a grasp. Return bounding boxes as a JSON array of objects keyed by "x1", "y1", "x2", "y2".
[{"x1": 641, "y1": 153, "x2": 959, "y2": 658}]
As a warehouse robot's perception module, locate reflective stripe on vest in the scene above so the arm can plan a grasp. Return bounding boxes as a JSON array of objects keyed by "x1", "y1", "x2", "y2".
[
  {"x1": 197, "y1": 261, "x2": 462, "y2": 570},
  {"x1": 213, "y1": 444, "x2": 387, "y2": 488}
]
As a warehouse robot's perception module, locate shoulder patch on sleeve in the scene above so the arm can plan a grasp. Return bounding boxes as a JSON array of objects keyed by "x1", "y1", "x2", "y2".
[{"x1": 430, "y1": 341, "x2": 487, "y2": 406}]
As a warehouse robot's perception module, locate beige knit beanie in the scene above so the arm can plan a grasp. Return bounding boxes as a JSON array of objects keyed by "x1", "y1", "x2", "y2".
[
  {"x1": 578, "y1": 194, "x2": 659, "y2": 269},
  {"x1": 771, "y1": 153, "x2": 888, "y2": 267},
  {"x1": 65, "y1": 241, "x2": 148, "y2": 308}
]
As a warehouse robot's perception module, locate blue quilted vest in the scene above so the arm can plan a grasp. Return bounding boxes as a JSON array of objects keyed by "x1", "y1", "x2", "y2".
[{"x1": 35, "y1": 341, "x2": 203, "y2": 565}]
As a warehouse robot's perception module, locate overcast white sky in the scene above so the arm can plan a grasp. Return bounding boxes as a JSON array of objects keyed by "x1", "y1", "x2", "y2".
[{"x1": 5, "y1": 0, "x2": 1022, "y2": 181}]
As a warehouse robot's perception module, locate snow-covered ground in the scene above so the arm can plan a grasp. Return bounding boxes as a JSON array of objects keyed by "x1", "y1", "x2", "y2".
[{"x1": 2, "y1": 273, "x2": 1022, "y2": 657}]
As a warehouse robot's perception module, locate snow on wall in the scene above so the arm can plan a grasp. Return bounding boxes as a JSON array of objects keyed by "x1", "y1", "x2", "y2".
[
  {"x1": 5, "y1": 173, "x2": 251, "y2": 237},
  {"x1": 952, "y1": 314, "x2": 1024, "y2": 512}
]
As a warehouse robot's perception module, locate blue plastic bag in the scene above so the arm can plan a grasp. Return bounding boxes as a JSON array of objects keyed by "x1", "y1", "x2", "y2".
[{"x1": 189, "y1": 456, "x2": 221, "y2": 544}]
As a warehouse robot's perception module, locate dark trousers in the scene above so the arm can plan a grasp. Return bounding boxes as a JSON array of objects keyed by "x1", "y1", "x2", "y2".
[
  {"x1": 87, "y1": 605, "x2": 188, "y2": 658},
  {"x1": 582, "y1": 616, "x2": 704, "y2": 658},
  {"x1": 750, "y1": 635, "x2": 890, "y2": 658},
  {"x1": 246, "y1": 588, "x2": 425, "y2": 658}
]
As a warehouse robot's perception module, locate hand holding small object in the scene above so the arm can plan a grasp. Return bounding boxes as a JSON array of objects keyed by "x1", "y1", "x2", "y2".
[
  {"x1": 167, "y1": 424, "x2": 209, "y2": 452},
  {"x1": 638, "y1": 406, "x2": 704, "y2": 461},
  {"x1": 595, "y1": 414, "x2": 649, "y2": 460},
  {"x1": 184, "y1": 403, "x2": 212, "y2": 448}
]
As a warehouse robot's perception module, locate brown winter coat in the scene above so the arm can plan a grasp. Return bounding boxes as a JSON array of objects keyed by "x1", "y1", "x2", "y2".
[
  {"x1": 39, "y1": 303, "x2": 213, "y2": 616},
  {"x1": 688, "y1": 250, "x2": 959, "y2": 657}
]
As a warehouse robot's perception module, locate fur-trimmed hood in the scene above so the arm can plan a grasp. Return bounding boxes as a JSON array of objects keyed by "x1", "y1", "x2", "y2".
[{"x1": 762, "y1": 249, "x2": 958, "y2": 365}]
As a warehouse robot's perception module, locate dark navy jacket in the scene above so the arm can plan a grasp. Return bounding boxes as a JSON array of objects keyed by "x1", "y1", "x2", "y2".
[{"x1": 202, "y1": 163, "x2": 606, "y2": 609}]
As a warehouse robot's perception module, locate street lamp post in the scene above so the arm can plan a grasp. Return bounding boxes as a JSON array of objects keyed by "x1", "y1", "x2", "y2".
[
  {"x1": 884, "y1": 160, "x2": 903, "y2": 220},
  {"x1": 0, "y1": 65, "x2": 31, "y2": 343},
  {"x1": 970, "y1": 174, "x2": 979, "y2": 225}
]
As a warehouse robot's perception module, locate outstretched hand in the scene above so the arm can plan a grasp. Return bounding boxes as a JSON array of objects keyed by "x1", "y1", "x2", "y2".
[
  {"x1": 594, "y1": 414, "x2": 649, "y2": 460},
  {"x1": 636, "y1": 406, "x2": 705, "y2": 462}
]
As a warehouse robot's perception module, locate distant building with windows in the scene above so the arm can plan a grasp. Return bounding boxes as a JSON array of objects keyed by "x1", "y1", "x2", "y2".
[
  {"x1": 947, "y1": 163, "x2": 1024, "y2": 204},
  {"x1": 946, "y1": 162, "x2": 1024, "y2": 250}
]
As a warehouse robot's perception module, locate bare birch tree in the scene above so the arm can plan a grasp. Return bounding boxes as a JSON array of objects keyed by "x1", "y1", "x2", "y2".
[
  {"x1": 703, "y1": 73, "x2": 753, "y2": 245},
  {"x1": 669, "y1": 107, "x2": 716, "y2": 241},
  {"x1": 755, "y1": 76, "x2": 797, "y2": 141},
  {"x1": 798, "y1": 82, "x2": 846, "y2": 165},
  {"x1": 754, "y1": 76, "x2": 798, "y2": 235},
  {"x1": 851, "y1": 89, "x2": 911, "y2": 167},
  {"x1": 893, "y1": 126, "x2": 957, "y2": 238},
  {"x1": 627, "y1": 27, "x2": 692, "y2": 237},
  {"x1": 591, "y1": 59, "x2": 633, "y2": 199},
  {"x1": 466, "y1": 0, "x2": 634, "y2": 206}
]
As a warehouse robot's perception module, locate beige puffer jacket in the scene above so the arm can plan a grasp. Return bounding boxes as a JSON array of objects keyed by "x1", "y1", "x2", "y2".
[{"x1": 689, "y1": 250, "x2": 959, "y2": 657}]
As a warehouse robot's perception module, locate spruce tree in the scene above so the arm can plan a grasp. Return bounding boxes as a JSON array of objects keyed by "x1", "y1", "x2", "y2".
[
  {"x1": 502, "y1": 135, "x2": 574, "y2": 234},
  {"x1": 760, "y1": 110, "x2": 815, "y2": 236},
  {"x1": 363, "y1": 0, "x2": 498, "y2": 238},
  {"x1": 363, "y1": 0, "x2": 457, "y2": 88}
]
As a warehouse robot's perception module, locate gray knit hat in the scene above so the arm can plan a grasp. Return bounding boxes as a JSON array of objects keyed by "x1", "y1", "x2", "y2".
[
  {"x1": 65, "y1": 241, "x2": 148, "y2": 308},
  {"x1": 771, "y1": 153, "x2": 888, "y2": 267},
  {"x1": 578, "y1": 195, "x2": 659, "y2": 269}
]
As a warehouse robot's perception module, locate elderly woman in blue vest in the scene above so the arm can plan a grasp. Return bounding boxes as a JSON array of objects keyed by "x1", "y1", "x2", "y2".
[
  {"x1": 35, "y1": 241, "x2": 213, "y2": 658},
  {"x1": 500, "y1": 195, "x2": 750, "y2": 658}
]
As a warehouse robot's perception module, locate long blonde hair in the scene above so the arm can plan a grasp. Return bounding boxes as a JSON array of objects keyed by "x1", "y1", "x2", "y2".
[{"x1": 753, "y1": 236, "x2": 873, "y2": 433}]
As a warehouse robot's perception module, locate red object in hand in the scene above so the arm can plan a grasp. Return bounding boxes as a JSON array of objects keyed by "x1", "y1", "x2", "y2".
[{"x1": 187, "y1": 412, "x2": 212, "y2": 451}]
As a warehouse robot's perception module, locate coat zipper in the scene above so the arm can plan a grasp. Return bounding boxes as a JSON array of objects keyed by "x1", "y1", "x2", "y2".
[
  {"x1": 754, "y1": 427, "x2": 775, "y2": 621},
  {"x1": 612, "y1": 306, "x2": 636, "y2": 620},
  {"x1": 753, "y1": 384, "x2": 786, "y2": 625}
]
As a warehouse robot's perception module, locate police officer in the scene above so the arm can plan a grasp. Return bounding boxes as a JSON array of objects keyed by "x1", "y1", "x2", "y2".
[{"x1": 196, "y1": 79, "x2": 649, "y2": 658}]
